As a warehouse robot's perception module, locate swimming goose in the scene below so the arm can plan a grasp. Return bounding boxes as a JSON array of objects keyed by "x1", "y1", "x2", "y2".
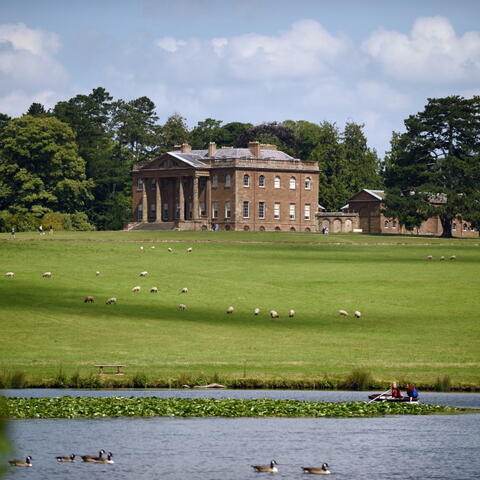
[
  {"x1": 251, "y1": 460, "x2": 278, "y2": 472},
  {"x1": 56, "y1": 454, "x2": 75, "y2": 462},
  {"x1": 302, "y1": 463, "x2": 331, "y2": 474},
  {"x1": 95, "y1": 452, "x2": 114, "y2": 464},
  {"x1": 9, "y1": 456, "x2": 32, "y2": 467},
  {"x1": 81, "y1": 449, "x2": 106, "y2": 462}
]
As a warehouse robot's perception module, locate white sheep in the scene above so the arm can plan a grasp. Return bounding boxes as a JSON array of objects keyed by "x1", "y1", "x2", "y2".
[
  {"x1": 440, "y1": 256, "x2": 445, "y2": 261},
  {"x1": 187, "y1": 247, "x2": 192, "y2": 252},
  {"x1": 427, "y1": 255, "x2": 433, "y2": 260},
  {"x1": 140, "y1": 271, "x2": 148, "y2": 277},
  {"x1": 5, "y1": 272, "x2": 14, "y2": 278},
  {"x1": 132, "y1": 286, "x2": 141, "y2": 292},
  {"x1": 450, "y1": 255, "x2": 457, "y2": 260},
  {"x1": 270, "y1": 310, "x2": 279, "y2": 318},
  {"x1": 254, "y1": 308, "x2": 260, "y2": 315},
  {"x1": 179, "y1": 303, "x2": 187, "y2": 310},
  {"x1": 181, "y1": 287, "x2": 188, "y2": 293},
  {"x1": 354, "y1": 311, "x2": 362, "y2": 318},
  {"x1": 150, "y1": 287, "x2": 158, "y2": 293},
  {"x1": 288, "y1": 309, "x2": 295, "y2": 318},
  {"x1": 140, "y1": 246, "x2": 144, "y2": 251},
  {"x1": 42, "y1": 271, "x2": 52, "y2": 278},
  {"x1": 167, "y1": 247, "x2": 173, "y2": 253},
  {"x1": 339, "y1": 309, "x2": 348, "y2": 317},
  {"x1": 95, "y1": 271, "x2": 100, "y2": 276},
  {"x1": 106, "y1": 297, "x2": 117, "y2": 304},
  {"x1": 151, "y1": 246, "x2": 155, "y2": 249},
  {"x1": 226, "y1": 306, "x2": 234, "y2": 314}
]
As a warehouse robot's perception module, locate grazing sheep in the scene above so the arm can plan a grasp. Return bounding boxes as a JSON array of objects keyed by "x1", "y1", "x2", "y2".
[
  {"x1": 150, "y1": 287, "x2": 158, "y2": 293},
  {"x1": 42, "y1": 271, "x2": 52, "y2": 278},
  {"x1": 354, "y1": 311, "x2": 362, "y2": 318},
  {"x1": 450, "y1": 255, "x2": 456, "y2": 260},
  {"x1": 95, "y1": 271, "x2": 100, "y2": 276},
  {"x1": 181, "y1": 287, "x2": 188, "y2": 293},
  {"x1": 84, "y1": 296, "x2": 95, "y2": 303},
  {"x1": 5, "y1": 272, "x2": 14, "y2": 278},
  {"x1": 427, "y1": 255, "x2": 433, "y2": 260},
  {"x1": 339, "y1": 310, "x2": 349, "y2": 317},
  {"x1": 288, "y1": 309, "x2": 295, "y2": 318},
  {"x1": 167, "y1": 247, "x2": 173, "y2": 252},
  {"x1": 179, "y1": 303, "x2": 187, "y2": 310},
  {"x1": 440, "y1": 256, "x2": 445, "y2": 261},
  {"x1": 254, "y1": 308, "x2": 260, "y2": 315},
  {"x1": 187, "y1": 247, "x2": 192, "y2": 252},
  {"x1": 132, "y1": 286, "x2": 141, "y2": 292},
  {"x1": 151, "y1": 246, "x2": 155, "y2": 249},
  {"x1": 140, "y1": 246, "x2": 144, "y2": 251},
  {"x1": 140, "y1": 271, "x2": 148, "y2": 277},
  {"x1": 270, "y1": 310, "x2": 279, "y2": 318},
  {"x1": 226, "y1": 306, "x2": 234, "y2": 314},
  {"x1": 106, "y1": 297, "x2": 117, "y2": 304}
]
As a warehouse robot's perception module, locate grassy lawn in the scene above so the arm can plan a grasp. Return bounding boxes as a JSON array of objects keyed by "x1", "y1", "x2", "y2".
[{"x1": 1, "y1": 231, "x2": 479, "y2": 388}]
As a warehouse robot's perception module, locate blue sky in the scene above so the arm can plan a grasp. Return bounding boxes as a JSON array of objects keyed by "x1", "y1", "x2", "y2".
[{"x1": 1, "y1": 0, "x2": 479, "y2": 156}]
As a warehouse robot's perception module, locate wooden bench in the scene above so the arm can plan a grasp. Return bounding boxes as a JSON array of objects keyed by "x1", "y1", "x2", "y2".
[{"x1": 95, "y1": 364, "x2": 126, "y2": 375}]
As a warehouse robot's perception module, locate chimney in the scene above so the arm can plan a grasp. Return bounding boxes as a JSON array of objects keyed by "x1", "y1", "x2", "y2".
[
  {"x1": 248, "y1": 141, "x2": 261, "y2": 158},
  {"x1": 208, "y1": 142, "x2": 216, "y2": 156},
  {"x1": 181, "y1": 143, "x2": 192, "y2": 153}
]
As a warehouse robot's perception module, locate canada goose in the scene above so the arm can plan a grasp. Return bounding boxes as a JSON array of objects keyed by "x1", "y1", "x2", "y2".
[
  {"x1": 95, "y1": 452, "x2": 114, "y2": 464},
  {"x1": 9, "y1": 456, "x2": 32, "y2": 467},
  {"x1": 302, "y1": 463, "x2": 331, "y2": 474},
  {"x1": 56, "y1": 454, "x2": 75, "y2": 462},
  {"x1": 81, "y1": 449, "x2": 105, "y2": 462},
  {"x1": 251, "y1": 460, "x2": 278, "y2": 473}
]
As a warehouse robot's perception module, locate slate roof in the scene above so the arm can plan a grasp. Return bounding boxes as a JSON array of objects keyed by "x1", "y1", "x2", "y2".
[
  {"x1": 168, "y1": 151, "x2": 209, "y2": 167},
  {"x1": 171, "y1": 148, "x2": 296, "y2": 163},
  {"x1": 363, "y1": 189, "x2": 386, "y2": 200}
]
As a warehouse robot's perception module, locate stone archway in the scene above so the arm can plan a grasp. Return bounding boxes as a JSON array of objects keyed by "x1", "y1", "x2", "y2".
[
  {"x1": 344, "y1": 219, "x2": 352, "y2": 232},
  {"x1": 333, "y1": 219, "x2": 342, "y2": 233}
]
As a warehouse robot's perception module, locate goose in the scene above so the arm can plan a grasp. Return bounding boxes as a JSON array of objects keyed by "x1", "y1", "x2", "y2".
[
  {"x1": 9, "y1": 456, "x2": 32, "y2": 467},
  {"x1": 302, "y1": 463, "x2": 331, "y2": 474},
  {"x1": 95, "y1": 452, "x2": 114, "y2": 464},
  {"x1": 81, "y1": 449, "x2": 105, "y2": 462},
  {"x1": 251, "y1": 460, "x2": 278, "y2": 473},
  {"x1": 56, "y1": 454, "x2": 76, "y2": 462}
]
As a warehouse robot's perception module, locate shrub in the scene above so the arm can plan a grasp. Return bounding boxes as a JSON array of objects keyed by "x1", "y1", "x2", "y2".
[
  {"x1": 9, "y1": 371, "x2": 27, "y2": 389},
  {"x1": 435, "y1": 375, "x2": 452, "y2": 392},
  {"x1": 70, "y1": 212, "x2": 95, "y2": 231},
  {"x1": 50, "y1": 369, "x2": 68, "y2": 388},
  {"x1": 132, "y1": 373, "x2": 148, "y2": 388},
  {"x1": 343, "y1": 369, "x2": 373, "y2": 390}
]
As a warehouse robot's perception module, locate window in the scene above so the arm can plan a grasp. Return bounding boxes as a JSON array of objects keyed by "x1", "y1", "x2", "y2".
[
  {"x1": 289, "y1": 176, "x2": 296, "y2": 189},
  {"x1": 392, "y1": 220, "x2": 397, "y2": 228},
  {"x1": 175, "y1": 203, "x2": 180, "y2": 218},
  {"x1": 258, "y1": 202, "x2": 265, "y2": 219},
  {"x1": 243, "y1": 174, "x2": 250, "y2": 187},
  {"x1": 163, "y1": 203, "x2": 168, "y2": 220},
  {"x1": 463, "y1": 223, "x2": 468, "y2": 231},
  {"x1": 384, "y1": 220, "x2": 389, "y2": 228},
  {"x1": 225, "y1": 174, "x2": 231, "y2": 187},
  {"x1": 243, "y1": 201, "x2": 250, "y2": 218},
  {"x1": 259, "y1": 175, "x2": 265, "y2": 188},
  {"x1": 274, "y1": 176, "x2": 281, "y2": 188},
  {"x1": 305, "y1": 177, "x2": 312, "y2": 190},
  {"x1": 137, "y1": 204, "x2": 143, "y2": 221},
  {"x1": 150, "y1": 204, "x2": 156, "y2": 214},
  {"x1": 274, "y1": 202, "x2": 280, "y2": 219},
  {"x1": 200, "y1": 202, "x2": 206, "y2": 216},
  {"x1": 150, "y1": 179, "x2": 156, "y2": 190},
  {"x1": 212, "y1": 175, "x2": 218, "y2": 188},
  {"x1": 225, "y1": 201, "x2": 231, "y2": 218},
  {"x1": 212, "y1": 202, "x2": 219, "y2": 219},
  {"x1": 304, "y1": 204, "x2": 311, "y2": 220},
  {"x1": 452, "y1": 222, "x2": 457, "y2": 230},
  {"x1": 289, "y1": 203, "x2": 296, "y2": 220},
  {"x1": 137, "y1": 178, "x2": 144, "y2": 191}
]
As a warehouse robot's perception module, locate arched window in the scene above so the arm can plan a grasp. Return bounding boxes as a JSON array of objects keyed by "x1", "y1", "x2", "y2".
[
  {"x1": 274, "y1": 176, "x2": 281, "y2": 189},
  {"x1": 384, "y1": 220, "x2": 389, "y2": 228},
  {"x1": 463, "y1": 223, "x2": 468, "y2": 231},
  {"x1": 305, "y1": 177, "x2": 312, "y2": 190},
  {"x1": 452, "y1": 222, "x2": 457, "y2": 230},
  {"x1": 243, "y1": 174, "x2": 250, "y2": 187},
  {"x1": 289, "y1": 176, "x2": 296, "y2": 189},
  {"x1": 258, "y1": 175, "x2": 265, "y2": 187},
  {"x1": 137, "y1": 178, "x2": 144, "y2": 191},
  {"x1": 225, "y1": 174, "x2": 231, "y2": 187},
  {"x1": 392, "y1": 220, "x2": 397, "y2": 228}
]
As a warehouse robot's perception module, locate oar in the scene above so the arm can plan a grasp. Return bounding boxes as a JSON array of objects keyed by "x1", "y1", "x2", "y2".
[{"x1": 368, "y1": 388, "x2": 391, "y2": 404}]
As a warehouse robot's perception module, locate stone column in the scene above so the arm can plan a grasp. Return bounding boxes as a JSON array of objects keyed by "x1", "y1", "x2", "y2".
[
  {"x1": 192, "y1": 175, "x2": 199, "y2": 221},
  {"x1": 205, "y1": 176, "x2": 211, "y2": 222},
  {"x1": 178, "y1": 176, "x2": 185, "y2": 221},
  {"x1": 142, "y1": 179, "x2": 148, "y2": 222},
  {"x1": 155, "y1": 178, "x2": 162, "y2": 222}
]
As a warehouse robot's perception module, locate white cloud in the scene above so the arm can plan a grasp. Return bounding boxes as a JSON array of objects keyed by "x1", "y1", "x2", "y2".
[
  {"x1": 362, "y1": 16, "x2": 480, "y2": 82},
  {"x1": 0, "y1": 23, "x2": 60, "y2": 55},
  {"x1": 156, "y1": 36, "x2": 187, "y2": 53}
]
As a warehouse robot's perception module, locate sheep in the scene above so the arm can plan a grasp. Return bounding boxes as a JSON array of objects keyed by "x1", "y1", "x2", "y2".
[
  {"x1": 338, "y1": 310, "x2": 349, "y2": 317},
  {"x1": 427, "y1": 255, "x2": 433, "y2": 260},
  {"x1": 140, "y1": 246, "x2": 144, "y2": 251},
  {"x1": 150, "y1": 287, "x2": 158, "y2": 293},
  {"x1": 450, "y1": 255, "x2": 457, "y2": 260},
  {"x1": 226, "y1": 306, "x2": 234, "y2": 314},
  {"x1": 179, "y1": 303, "x2": 187, "y2": 310},
  {"x1": 254, "y1": 308, "x2": 260, "y2": 315},
  {"x1": 5, "y1": 272, "x2": 14, "y2": 278},
  {"x1": 95, "y1": 271, "x2": 100, "y2": 276},
  {"x1": 270, "y1": 310, "x2": 279, "y2": 318},
  {"x1": 84, "y1": 296, "x2": 95, "y2": 303},
  {"x1": 181, "y1": 287, "x2": 188, "y2": 293},
  {"x1": 140, "y1": 271, "x2": 148, "y2": 277},
  {"x1": 354, "y1": 311, "x2": 362, "y2": 318},
  {"x1": 440, "y1": 256, "x2": 445, "y2": 261},
  {"x1": 42, "y1": 271, "x2": 52, "y2": 278},
  {"x1": 106, "y1": 297, "x2": 117, "y2": 304},
  {"x1": 132, "y1": 286, "x2": 141, "y2": 292},
  {"x1": 288, "y1": 309, "x2": 295, "y2": 318},
  {"x1": 150, "y1": 246, "x2": 155, "y2": 249},
  {"x1": 187, "y1": 247, "x2": 193, "y2": 252},
  {"x1": 167, "y1": 247, "x2": 173, "y2": 253}
]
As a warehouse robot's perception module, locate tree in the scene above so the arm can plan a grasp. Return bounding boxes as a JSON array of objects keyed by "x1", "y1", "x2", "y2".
[
  {"x1": 159, "y1": 113, "x2": 189, "y2": 151},
  {"x1": 235, "y1": 122, "x2": 295, "y2": 155},
  {"x1": 0, "y1": 115, "x2": 93, "y2": 215},
  {"x1": 218, "y1": 121, "x2": 252, "y2": 147},
  {"x1": 384, "y1": 96, "x2": 480, "y2": 237},
  {"x1": 0, "y1": 113, "x2": 10, "y2": 134},
  {"x1": 189, "y1": 118, "x2": 223, "y2": 149},
  {"x1": 26, "y1": 103, "x2": 48, "y2": 116}
]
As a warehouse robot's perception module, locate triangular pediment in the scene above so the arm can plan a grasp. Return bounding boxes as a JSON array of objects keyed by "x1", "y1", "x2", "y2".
[{"x1": 139, "y1": 152, "x2": 206, "y2": 170}]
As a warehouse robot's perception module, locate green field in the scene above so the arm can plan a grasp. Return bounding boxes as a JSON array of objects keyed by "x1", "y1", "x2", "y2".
[{"x1": 1, "y1": 231, "x2": 479, "y2": 389}]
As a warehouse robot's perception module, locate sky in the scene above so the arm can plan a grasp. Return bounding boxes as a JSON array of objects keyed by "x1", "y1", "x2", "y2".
[{"x1": 0, "y1": 0, "x2": 479, "y2": 157}]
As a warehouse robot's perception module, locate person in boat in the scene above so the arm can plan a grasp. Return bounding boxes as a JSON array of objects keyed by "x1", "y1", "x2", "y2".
[
  {"x1": 406, "y1": 383, "x2": 419, "y2": 400},
  {"x1": 391, "y1": 382, "x2": 402, "y2": 398}
]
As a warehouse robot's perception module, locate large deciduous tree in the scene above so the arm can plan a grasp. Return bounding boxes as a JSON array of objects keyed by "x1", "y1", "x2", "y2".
[{"x1": 384, "y1": 96, "x2": 480, "y2": 237}]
